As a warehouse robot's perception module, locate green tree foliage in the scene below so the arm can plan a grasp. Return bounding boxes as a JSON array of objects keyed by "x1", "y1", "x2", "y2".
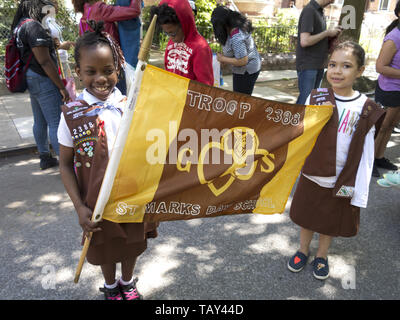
[
  {"x1": 252, "y1": 9, "x2": 298, "y2": 53},
  {"x1": 0, "y1": 0, "x2": 20, "y2": 56},
  {"x1": 55, "y1": 0, "x2": 79, "y2": 42},
  {"x1": 0, "y1": 0, "x2": 18, "y2": 36},
  {"x1": 195, "y1": 0, "x2": 217, "y2": 28},
  {"x1": 195, "y1": 0, "x2": 217, "y2": 43}
]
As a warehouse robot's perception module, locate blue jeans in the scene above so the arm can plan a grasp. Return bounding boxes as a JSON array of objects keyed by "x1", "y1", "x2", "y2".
[
  {"x1": 26, "y1": 68, "x2": 62, "y2": 155},
  {"x1": 296, "y1": 69, "x2": 324, "y2": 105}
]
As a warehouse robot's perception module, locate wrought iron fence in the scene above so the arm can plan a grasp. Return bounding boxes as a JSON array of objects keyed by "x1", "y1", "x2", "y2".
[
  {"x1": 252, "y1": 25, "x2": 297, "y2": 53},
  {"x1": 148, "y1": 24, "x2": 298, "y2": 54}
]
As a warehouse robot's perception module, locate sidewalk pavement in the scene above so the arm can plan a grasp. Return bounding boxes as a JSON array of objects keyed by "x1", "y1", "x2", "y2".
[{"x1": 0, "y1": 69, "x2": 298, "y2": 156}]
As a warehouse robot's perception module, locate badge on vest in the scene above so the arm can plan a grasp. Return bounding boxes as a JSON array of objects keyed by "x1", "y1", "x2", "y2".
[{"x1": 336, "y1": 185, "x2": 354, "y2": 198}]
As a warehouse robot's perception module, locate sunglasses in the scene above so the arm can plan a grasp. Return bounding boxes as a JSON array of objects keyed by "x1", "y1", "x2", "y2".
[
  {"x1": 164, "y1": 31, "x2": 177, "y2": 37},
  {"x1": 163, "y1": 27, "x2": 180, "y2": 38}
]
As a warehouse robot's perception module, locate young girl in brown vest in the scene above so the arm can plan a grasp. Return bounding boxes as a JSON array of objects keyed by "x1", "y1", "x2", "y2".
[
  {"x1": 287, "y1": 41, "x2": 385, "y2": 280},
  {"x1": 57, "y1": 21, "x2": 158, "y2": 299}
]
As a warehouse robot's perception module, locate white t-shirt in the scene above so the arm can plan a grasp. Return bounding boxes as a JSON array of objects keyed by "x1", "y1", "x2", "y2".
[
  {"x1": 57, "y1": 88, "x2": 126, "y2": 157},
  {"x1": 303, "y1": 91, "x2": 375, "y2": 208}
]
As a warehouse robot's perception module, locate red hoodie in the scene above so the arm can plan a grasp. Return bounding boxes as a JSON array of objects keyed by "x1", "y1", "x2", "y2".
[{"x1": 160, "y1": 0, "x2": 214, "y2": 86}]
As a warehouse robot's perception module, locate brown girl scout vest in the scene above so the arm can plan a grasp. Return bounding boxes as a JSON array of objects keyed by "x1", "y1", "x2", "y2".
[
  {"x1": 61, "y1": 99, "x2": 121, "y2": 210},
  {"x1": 302, "y1": 88, "x2": 385, "y2": 199},
  {"x1": 61, "y1": 98, "x2": 158, "y2": 259}
]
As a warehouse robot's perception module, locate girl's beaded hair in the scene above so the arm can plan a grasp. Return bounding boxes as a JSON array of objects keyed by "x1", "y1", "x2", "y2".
[
  {"x1": 74, "y1": 20, "x2": 125, "y2": 71},
  {"x1": 331, "y1": 41, "x2": 365, "y2": 69}
]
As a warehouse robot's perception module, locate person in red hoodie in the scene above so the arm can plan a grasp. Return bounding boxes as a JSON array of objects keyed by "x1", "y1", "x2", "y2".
[{"x1": 150, "y1": 0, "x2": 214, "y2": 86}]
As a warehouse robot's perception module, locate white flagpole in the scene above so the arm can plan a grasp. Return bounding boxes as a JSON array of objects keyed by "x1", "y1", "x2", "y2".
[{"x1": 74, "y1": 15, "x2": 158, "y2": 284}]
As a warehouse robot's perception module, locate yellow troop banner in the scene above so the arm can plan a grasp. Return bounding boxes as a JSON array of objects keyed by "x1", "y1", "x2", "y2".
[{"x1": 102, "y1": 65, "x2": 332, "y2": 223}]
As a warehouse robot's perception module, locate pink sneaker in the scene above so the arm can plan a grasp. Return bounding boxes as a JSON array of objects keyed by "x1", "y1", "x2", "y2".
[
  {"x1": 99, "y1": 285, "x2": 123, "y2": 300},
  {"x1": 119, "y1": 278, "x2": 143, "y2": 300}
]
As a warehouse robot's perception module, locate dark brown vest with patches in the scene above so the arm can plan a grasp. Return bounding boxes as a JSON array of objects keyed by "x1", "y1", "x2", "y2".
[
  {"x1": 61, "y1": 100, "x2": 109, "y2": 210},
  {"x1": 302, "y1": 88, "x2": 385, "y2": 198}
]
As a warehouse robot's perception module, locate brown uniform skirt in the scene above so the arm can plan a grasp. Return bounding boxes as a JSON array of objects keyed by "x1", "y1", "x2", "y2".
[
  {"x1": 290, "y1": 175, "x2": 360, "y2": 237},
  {"x1": 86, "y1": 221, "x2": 158, "y2": 265}
]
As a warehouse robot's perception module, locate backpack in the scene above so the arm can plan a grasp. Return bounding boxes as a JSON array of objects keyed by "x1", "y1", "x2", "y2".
[{"x1": 4, "y1": 19, "x2": 33, "y2": 93}]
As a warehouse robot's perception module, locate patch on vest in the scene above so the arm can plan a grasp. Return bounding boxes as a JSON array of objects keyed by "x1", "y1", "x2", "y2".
[
  {"x1": 64, "y1": 100, "x2": 91, "y2": 120},
  {"x1": 336, "y1": 186, "x2": 354, "y2": 198},
  {"x1": 310, "y1": 88, "x2": 334, "y2": 106}
]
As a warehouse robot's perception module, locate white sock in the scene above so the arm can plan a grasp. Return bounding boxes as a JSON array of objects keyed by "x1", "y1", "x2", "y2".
[
  {"x1": 119, "y1": 276, "x2": 134, "y2": 286},
  {"x1": 104, "y1": 279, "x2": 119, "y2": 289}
]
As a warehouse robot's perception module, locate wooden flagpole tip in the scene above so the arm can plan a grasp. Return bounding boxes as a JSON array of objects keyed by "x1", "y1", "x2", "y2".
[{"x1": 138, "y1": 14, "x2": 157, "y2": 63}]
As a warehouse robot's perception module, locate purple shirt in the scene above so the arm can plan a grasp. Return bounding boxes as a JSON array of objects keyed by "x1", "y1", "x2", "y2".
[{"x1": 378, "y1": 27, "x2": 400, "y2": 91}]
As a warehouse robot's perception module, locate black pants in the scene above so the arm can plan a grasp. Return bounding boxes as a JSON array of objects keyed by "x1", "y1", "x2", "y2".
[{"x1": 232, "y1": 70, "x2": 260, "y2": 95}]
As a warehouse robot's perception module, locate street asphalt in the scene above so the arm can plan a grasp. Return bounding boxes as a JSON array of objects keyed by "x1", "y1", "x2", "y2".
[{"x1": 0, "y1": 134, "x2": 399, "y2": 301}]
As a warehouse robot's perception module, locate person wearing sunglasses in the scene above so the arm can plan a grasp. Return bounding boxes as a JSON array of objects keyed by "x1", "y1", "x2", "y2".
[{"x1": 150, "y1": 0, "x2": 214, "y2": 86}]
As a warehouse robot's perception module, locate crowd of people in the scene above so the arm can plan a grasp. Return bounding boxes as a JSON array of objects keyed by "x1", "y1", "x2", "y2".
[{"x1": 9, "y1": 0, "x2": 399, "y2": 300}]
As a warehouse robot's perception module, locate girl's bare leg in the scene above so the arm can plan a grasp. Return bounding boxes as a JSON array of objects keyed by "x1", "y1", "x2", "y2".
[
  {"x1": 100, "y1": 263, "x2": 117, "y2": 285},
  {"x1": 121, "y1": 256, "x2": 137, "y2": 282},
  {"x1": 316, "y1": 234, "x2": 333, "y2": 259},
  {"x1": 299, "y1": 227, "x2": 314, "y2": 255}
]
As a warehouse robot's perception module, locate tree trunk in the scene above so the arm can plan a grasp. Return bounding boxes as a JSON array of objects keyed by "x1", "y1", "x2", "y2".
[{"x1": 338, "y1": 0, "x2": 368, "y2": 43}]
